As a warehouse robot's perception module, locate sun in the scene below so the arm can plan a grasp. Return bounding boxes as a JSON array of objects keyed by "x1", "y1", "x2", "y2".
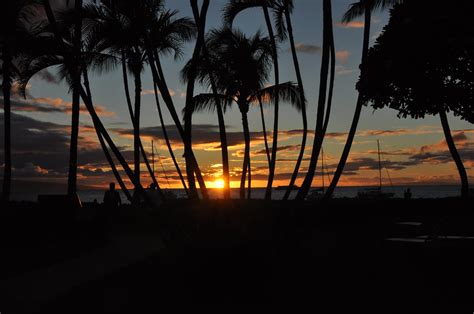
[{"x1": 213, "y1": 179, "x2": 225, "y2": 189}]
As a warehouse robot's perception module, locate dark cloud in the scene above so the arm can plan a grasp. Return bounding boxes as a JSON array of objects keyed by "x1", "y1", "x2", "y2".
[
  {"x1": 0, "y1": 96, "x2": 115, "y2": 116},
  {"x1": 0, "y1": 113, "x2": 119, "y2": 178}
]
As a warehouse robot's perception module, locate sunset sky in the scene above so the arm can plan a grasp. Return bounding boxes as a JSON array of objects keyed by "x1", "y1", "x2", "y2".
[{"x1": 1, "y1": 0, "x2": 473, "y2": 192}]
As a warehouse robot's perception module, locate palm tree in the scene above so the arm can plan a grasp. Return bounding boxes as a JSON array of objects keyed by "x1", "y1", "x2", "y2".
[
  {"x1": 295, "y1": 0, "x2": 334, "y2": 200},
  {"x1": 324, "y1": 0, "x2": 401, "y2": 199},
  {"x1": 186, "y1": 28, "x2": 302, "y2": 199},
  {"x1": 67, "y1": 0, "x2": 83, "y2": 199},
  {"x1": 123, "y1": 1, "x2": 210, "y2": 199},
  {"x1": 20, "y1": 0, "x2": 157, "y2": 201},
  {"x1": 224, "y1": 0, "x2": 281, "y2": 200},
  {"x1": 273, "y1": 0, "x2": 312, "y2": 200},
  {"x1": 83, "y1": 1, "x2": 194, "y2": 196},
  {"x1": 186, "y1": 0, "x2": 231, "y2": 199},
  {"x1": 0, "y1": 0, "x2": 37, "y2": 202}
]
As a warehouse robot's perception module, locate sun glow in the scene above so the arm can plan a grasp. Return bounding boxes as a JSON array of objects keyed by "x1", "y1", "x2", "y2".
[{"x1": 213, "y1": 179, "x2": 225, "y2": 189}]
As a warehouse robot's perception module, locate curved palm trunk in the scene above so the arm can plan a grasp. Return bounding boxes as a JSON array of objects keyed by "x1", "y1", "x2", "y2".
[
  {"x1": 81, "y1": 70, "x2": 155, "y2": 201},
  {"x1": 240, "y1": 107, "x2": 251, "y2": 200},
  {"x1": 42, "y1": 0, "x2": 152, "y2": 202},
  {"x1": 185, "y1": 0, "x2": 210, "y2": 200},
  {"x1": 296, "y1": 0, "x2": 333, "y2": 200},
  {"x1": 97, "y1": 129, "x2": 133, "y2": 202},
  {"x1": 82, "y1": 70, "x2": 144, "y2": 202},
  {"x1": 324, "y1": 9, "x2": 371, "y2": 200},
  {"x1": 120, "y1": 55, "x2": 162, "y2": 192},
  {"x1": 439, "y1": 111, "x2": 469, "y2": 198},
  {"x1": 323, "y1": 29, "x2": 336, "y2": 135},
  {"x1": 193, "y1": 0, "x2": 231, "y2": 199},
  {"x1": 258, "y1": 96, "x2": 271, "y2": 166},
  {"x1": 67, "y1": 0, "x2": 82, "y2": 197},
  {"x1": 2, "y1": 52, "x2": 12, "y2": 202},
  {"x1": 263, "y1": 5, "x2": 280, "y2": 201},
  {"x1": 283, "y1": 9, "x2": 307, "y2": 200},
  {"x1": 152, "y1": 76, "x2": 190, "y2": 196},
  {"x1": 149, "y1": 51, "x2": 209, "y2": 199}
]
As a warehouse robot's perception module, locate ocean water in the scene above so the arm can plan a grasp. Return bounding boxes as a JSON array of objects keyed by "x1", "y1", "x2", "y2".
[{"x1": 10, "y1": 185, "x2": 464, "y2": 203}]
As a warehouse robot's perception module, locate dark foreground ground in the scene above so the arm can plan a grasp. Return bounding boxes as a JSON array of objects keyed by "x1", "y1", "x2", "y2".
[{"x1": 1, "y1": 198, "x2": 474, "y2": 313}]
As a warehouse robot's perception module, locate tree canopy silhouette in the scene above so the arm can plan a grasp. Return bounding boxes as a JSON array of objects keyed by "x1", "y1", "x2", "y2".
[{"x1": 360, "y1": 0, "x2": 474, "y2": 197}]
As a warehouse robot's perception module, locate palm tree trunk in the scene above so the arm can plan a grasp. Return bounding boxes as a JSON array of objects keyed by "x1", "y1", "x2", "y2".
[
  {"x1": 439, "y1": 111, "x2": 469, "y2": 199},
  {"x1": 296, "y1": 0, "x2": 333, "y2": 200},
  {"x1": 67, "y1": 0, "x2": 82, "y2": 197},
  {"x1": 240, "y1": 109, "x2": 251, "y2": 200},
  {"x1": 121, "y1": 54, "x2": 163, "y2": 193},
  {"x1": 323, "y1": 27, "x2": 336, "y2": 135},
  {"x1": 258, "y1": 96, "x2": 271, "y2": 166},
  {"x1": 324, "y1": 9, "x2": 371, "y2": 200},
  {"x1": 215, "y1": 97, "x2": 231, "y2": 199},
  {"x1": 151, "y1": 75, "x2": 190, "y2": 196},
  {"x1": 263, "y1": 5, "x2": 280, "y2": 201},
  {"x1": 185, "y1": 0, "x2": 210, "y2": 200},
  {"x1": 81, "y1": 69, "x2": 138, "y2": 202},
  {"x1": 80, "y1": 70, "x2": 153, "y2": 200},
  {"x1": 97, "y1": 129, "x2": 133, "y2": 202},
  {"x1": 149, "y1": 50, "x2": 209, "y2": 199},
  {"x1": 68, "y1": 89, "x2": 80, "y2": 196},
  {"x1": 42, "y1": 0, "x2": 152, "y2": 201},
  {"x1": 283, "y1": 9, "x2": 307, "y2": 200},
  {"x1": 2, "y1": 52, "x2": 12, "y2": 202},
  {"x1": 132, "y1": 69, "x2": 141, "y2": 202},
  {"x1": 193, "y1": 0, "x2": 231, "y2": 199}
]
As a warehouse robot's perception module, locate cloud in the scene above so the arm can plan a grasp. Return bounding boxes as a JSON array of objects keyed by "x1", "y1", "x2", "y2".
[
  {"x1": 335, "y1": 65, "x2": 356, "y2": 76},
  {"x1": 292, "y1": 43, "x2": 321, "y2": 54},
  {"x1": 141, "y1": 89, "x2": 176, "y2": 97},
  {"x1": 336, "y1": 50, "x2": 351, "y2": 64},
  {"x1": 409, "y1": 132, "x2": 474, "y2": 165},
  {"x1": 0, "y1": 96, "x2": 115, "y2": 117},
  {"x1": 0, "y1": 113, "x2": 121, "y2": 180},
  {"x1": 233, "y1": 144, "x2": 301, "y2": 158},
  {"x1": 335, "y1": 21, "x2": 365, "y2": 29}
]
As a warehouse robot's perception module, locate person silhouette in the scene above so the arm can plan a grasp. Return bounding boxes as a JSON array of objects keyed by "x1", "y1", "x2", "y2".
[
  {"x1": 103, "y1": 182, "x2": 121, "y2": 209},
  {"x1": 404, "y1": 188, "x2": 412, "y2": 200}
]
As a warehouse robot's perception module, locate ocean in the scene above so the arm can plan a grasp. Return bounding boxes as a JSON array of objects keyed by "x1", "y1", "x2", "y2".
[{"x1": 9, "y1": 185, "x2": 465, "y2": 203}]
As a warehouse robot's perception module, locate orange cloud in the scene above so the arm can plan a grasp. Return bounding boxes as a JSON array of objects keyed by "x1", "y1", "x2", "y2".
[
  {"x1": 336, "y1": 21, "x2": 365, "y2": 29},
  {"x1": 336, "y1": 50, "x2": 351, "y2": 64}
]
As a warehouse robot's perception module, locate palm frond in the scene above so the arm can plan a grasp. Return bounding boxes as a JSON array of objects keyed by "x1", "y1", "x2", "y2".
[
  {"x1": 223, "y1": 0, "x2": 267, "y2": 27},
  {"x1": 251, "y1": 81, "x2": 304, "y2": 112},
  {"x1": 17, "y1": 54, "x2": 64, "y2": 97},
  {"x1": 342, "y1": 1, "x2": 365, "y2": 23},
  {"x1": 190, "y1": 93, "x2": 235, "y2": 114}
]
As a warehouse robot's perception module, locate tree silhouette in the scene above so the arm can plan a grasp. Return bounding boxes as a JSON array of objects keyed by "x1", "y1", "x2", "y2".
[
  {"x1": 359, "y1": 0, "x2": 474, "y2": 198},
  {"x1": 186, "y1": 28, "x2": 302, "y2": 199},
  {"x1": 0, "y1": 0, "x2": 37, "y2": 202},
  {"x1": 223, "y1": 0, "x2": 281, "y2": 200},
  {"x1": 84, "y1": 0, "x2": 194, "y2": 197},
  {"x1": 324, "y1": 0, "x2": 401, "y2": 200},
  {"x1": 295, "y1": 0, "x2": 335, "y2": 200}
]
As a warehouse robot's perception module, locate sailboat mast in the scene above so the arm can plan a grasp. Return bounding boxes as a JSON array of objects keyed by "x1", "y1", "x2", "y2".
[
  {"x1": 377, "y1": 140, "x2": 382, "y2": 189},
  {"x1": 321, "y1": 148, "x2": 325, "y2": 191},
  {"x1": 152, "y1": 140, "x2": 155, "y2": 177}
]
